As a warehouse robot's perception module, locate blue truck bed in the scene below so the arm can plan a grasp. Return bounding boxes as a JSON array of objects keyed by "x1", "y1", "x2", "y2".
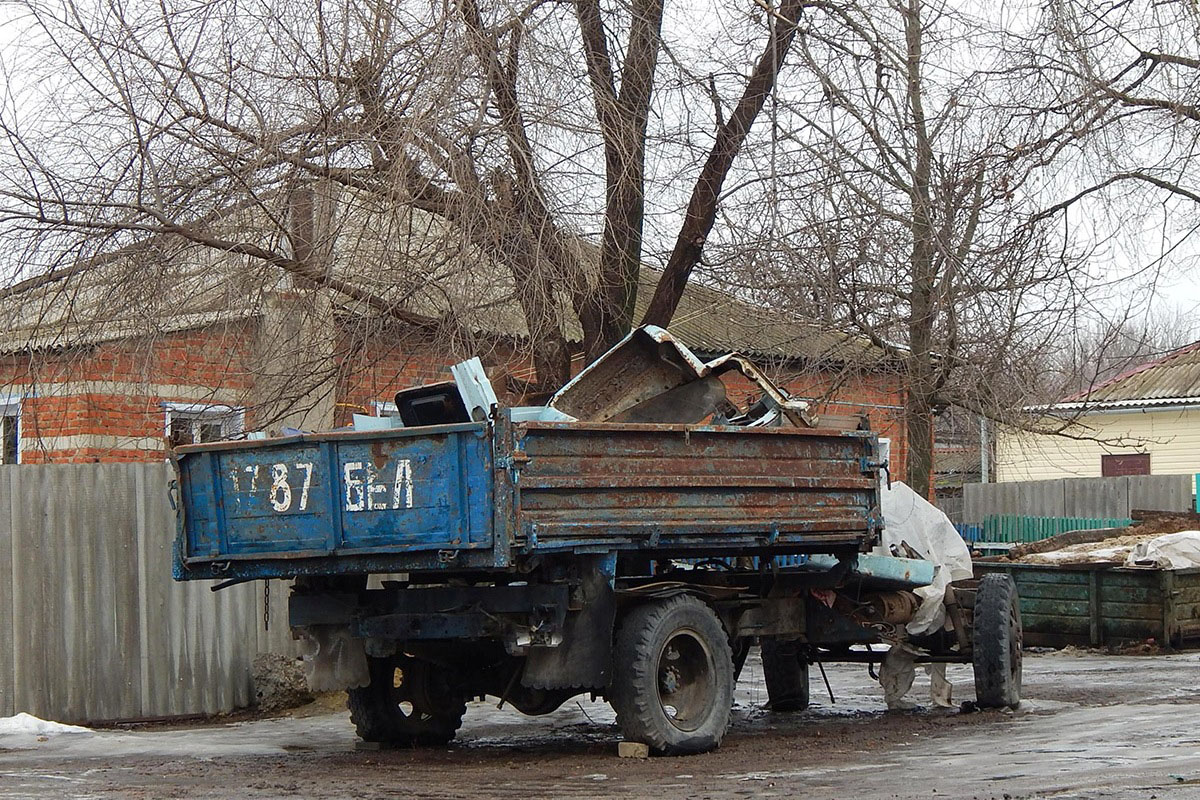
[{"x1": 174, "y1": 411, "x2": 882, "y2": 581}]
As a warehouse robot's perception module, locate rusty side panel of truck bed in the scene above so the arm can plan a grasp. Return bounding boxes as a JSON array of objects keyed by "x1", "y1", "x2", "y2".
[{"x1": 506, "y1": 418, "x2": 880, "y2": 556}]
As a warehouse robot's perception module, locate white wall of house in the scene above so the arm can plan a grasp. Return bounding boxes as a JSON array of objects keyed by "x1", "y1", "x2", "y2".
[{"x1": 995, "y1": 406, "x2": 1200, "y2": 482}]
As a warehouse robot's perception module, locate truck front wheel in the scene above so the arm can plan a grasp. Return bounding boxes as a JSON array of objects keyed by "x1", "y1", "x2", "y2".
[
  {"x1": 611, "y1": 595, "x2": 734, "y2": 755},
  {"x1": 347, "y1": 654, "x2": 466, "y2": 746}
]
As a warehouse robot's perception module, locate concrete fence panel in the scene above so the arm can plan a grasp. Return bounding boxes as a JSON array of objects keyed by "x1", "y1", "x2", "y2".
[
  {"x1": 1018, "y1": 480, "x2": 1068, "y2": 517},
  {"x1": 1127, "y1": 474, "x2": 1193, "y2": 514},
  {"x1": 0, "y1": 469, "x2": 14, "y2": 721},
  {"x1": 1063, "y1": 476, "x2": 1130, "y2": 519},
  {"x1": 965, "y1": 473, "x2": 1194, "y2": 524},
  {"x1": 0, "y1": 463, "x2": 294, "y2": 723},
  {"x1": 964, "y1": 479, "x2": 1066, "y2": 522}
]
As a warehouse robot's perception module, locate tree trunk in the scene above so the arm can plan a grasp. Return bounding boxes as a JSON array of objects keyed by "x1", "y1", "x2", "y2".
[
  {"x1": 902, "y1": 0, "x2": 936, "y2": 498},
  {"x1": 575, "y1": 0, "x2": 664, "y2": 358},
  {"x1": 641, "y1": 0, "x2": 803, "y2": 328}
]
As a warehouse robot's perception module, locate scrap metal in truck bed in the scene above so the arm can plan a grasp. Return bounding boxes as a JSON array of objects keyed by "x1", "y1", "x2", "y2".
[{"x1": 173, "y1": 326, "x2": 1021, "y2": 755}]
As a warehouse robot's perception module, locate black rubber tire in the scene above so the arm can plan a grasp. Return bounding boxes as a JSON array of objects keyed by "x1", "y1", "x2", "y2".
[
  {"x1": 972, "y1": 573, "x2": 1022, "y2": 709},
  {"x1": 761, "y1": 639, "x2": 810, "y2": 712},
  {"x1": 347, "y1": 654, "x2": 466, "y2": 745},
  {"x1": 611, "y1": 594, "x2": 734, "y2": 755}
]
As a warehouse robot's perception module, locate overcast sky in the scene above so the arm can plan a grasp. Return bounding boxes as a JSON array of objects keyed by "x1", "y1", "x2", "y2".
[{"x1": 0, "y1": 0, "x2": 1197, "y2": 341}]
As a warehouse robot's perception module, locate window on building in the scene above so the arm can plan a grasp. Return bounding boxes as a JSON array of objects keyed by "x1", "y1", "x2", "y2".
[
  {"x1": 1101, "y1": 453, "x2": 1150, "y2": 477},
  {"x1": 165, "y1": 404, "x2": 244, "y2": 448},
  {"x1": 0, "y1": 399, "x2": 18, "y2": 465}
]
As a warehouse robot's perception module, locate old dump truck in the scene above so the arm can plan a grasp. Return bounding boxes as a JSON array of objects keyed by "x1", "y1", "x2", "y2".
[{"x1": 172, "y1": 326, "x2": 1021, "y2": 755}]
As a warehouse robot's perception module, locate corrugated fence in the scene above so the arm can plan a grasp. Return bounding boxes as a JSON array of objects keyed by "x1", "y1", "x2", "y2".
[
  {"x1": 963, "y1": 474, "x2": 1193, "y2": 524},
  {"x1": 0, "y1": 463, "x2": 294, "y2": 723}
]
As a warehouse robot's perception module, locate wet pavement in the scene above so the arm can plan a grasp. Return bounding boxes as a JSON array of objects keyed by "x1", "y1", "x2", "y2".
[{"x1": 1, "y1": 650, "x2": 1198, "y2": 799}]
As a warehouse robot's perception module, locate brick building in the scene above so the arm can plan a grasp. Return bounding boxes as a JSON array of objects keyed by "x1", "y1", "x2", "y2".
[
  {"x1": 0, "y1": 216, "x2": 909, "y2": 471},
  {"x1": 0, "y1": 279, "x2": 909, "y2": 476}
]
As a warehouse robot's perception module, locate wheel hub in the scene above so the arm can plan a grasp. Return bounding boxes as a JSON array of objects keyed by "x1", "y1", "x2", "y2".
[
  {"x1": 660, "y1": 666, "x2": 680, "y2": 694},
  {"x1": 655, "y1": 629, "x2": 716, "y2": 732}
]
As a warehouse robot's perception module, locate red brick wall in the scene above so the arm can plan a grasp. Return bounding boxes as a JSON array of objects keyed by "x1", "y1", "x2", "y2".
[
  {"x1": 787, "y1": 370, "x2": 909, "y2": 482},
  {"x1": 333, "y1": 339, "x2": 462, "y2": 428},
  {"x1": 332, "y1": 328, "x2": 533, "y2": 428},
  {"x1": 0, "y1": 321, "x2": 256, "y2": 462}
]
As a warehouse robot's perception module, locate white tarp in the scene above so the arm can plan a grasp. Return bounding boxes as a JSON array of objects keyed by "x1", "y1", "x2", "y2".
[
  {"x1": 874, "y1": 482, "x2": 973, "y2": 710},
  {"x1": 1125, "y1": 531, "x2": 1200, "y2": 570},
  {"x1": 875, "y1": 481, "x2": 974, "y2": 636},
  {"x1": 1017, "y1": 530, "x2": 1200, "y2": 568},
  {"x1": 879, "y1": 643, "x2": 955, "y2": 710}
]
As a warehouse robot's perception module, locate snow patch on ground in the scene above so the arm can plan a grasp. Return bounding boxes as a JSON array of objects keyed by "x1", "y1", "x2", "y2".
[{"x1": 0, "y1": 713, "x2": 92, "y2": 737}]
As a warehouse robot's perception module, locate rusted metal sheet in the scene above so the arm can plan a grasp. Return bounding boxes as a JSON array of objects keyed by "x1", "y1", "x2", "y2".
[
  {"x1": 549, "y1": 325, "x2": 813, "y2": 427},
  {"x1": 508, "y1": 418, "x2": 880, "y2": 556},
  {"x1": 975, "y1": 562, "x2": 1200, "y2": 649}
]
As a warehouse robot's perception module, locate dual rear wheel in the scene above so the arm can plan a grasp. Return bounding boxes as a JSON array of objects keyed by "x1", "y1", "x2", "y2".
[
  {"x1": 611, "y1": 594, "x2": 736, "y2": 755},
  {"x1": 347, "y1": 654, "x2": 466, "y2": 746},
  {"x1": 347, "y1": 596, "x2": 799, "y2": 755}
]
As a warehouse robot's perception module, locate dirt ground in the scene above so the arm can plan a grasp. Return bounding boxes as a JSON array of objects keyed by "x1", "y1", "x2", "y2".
[{"x1": 2, "y1": 650, "x2": 1199, "y2": 800}]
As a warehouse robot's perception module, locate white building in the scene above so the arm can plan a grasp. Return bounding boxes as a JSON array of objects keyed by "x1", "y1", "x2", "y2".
[{"x1": 996, "y1": 341, "x2": 1200, "y2": 483}]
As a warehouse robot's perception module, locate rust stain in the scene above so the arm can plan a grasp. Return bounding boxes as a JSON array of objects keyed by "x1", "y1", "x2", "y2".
[{"x1": 369, "y1": 441, "x2": 390, "y2": 470}]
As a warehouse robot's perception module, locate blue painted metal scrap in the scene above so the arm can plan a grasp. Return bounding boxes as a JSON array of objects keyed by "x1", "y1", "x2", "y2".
[
  {"x1": 174, "y1": 409, "x2": 883, "y2": 581},
  {"x1": 807, "y1": 553, "x2": 934, "y2": 588}
]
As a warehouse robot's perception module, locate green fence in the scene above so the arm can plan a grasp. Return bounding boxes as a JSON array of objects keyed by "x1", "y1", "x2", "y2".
[{"x1": 980, "y1": 514, "x2": 1132, "y2": 544}]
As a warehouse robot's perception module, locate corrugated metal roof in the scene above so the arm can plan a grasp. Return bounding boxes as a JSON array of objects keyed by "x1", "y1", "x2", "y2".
[
  {"x1": 1058, "y1": 341, "x2": 1200, "y2": 409},
  {"x1": 1032, "y1": 396, "x2": 1200, "y2": 413},
  {"x1": 934, "y1": 447, "x2": 980, "y2": 489},
  {"x1": 631, "y1": 270, "x2": 890, "y2": 367},
  {"x1": 934, "y1": 447, "x2": 982, "y2": 476},
  {"x1": 0, "y1": 196, "x2": 893, "y2": 367}
]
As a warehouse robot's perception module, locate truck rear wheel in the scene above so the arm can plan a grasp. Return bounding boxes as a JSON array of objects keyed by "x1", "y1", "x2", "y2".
[
  {"x1": 761, "y1": 639, "x2": 810, "y2": 712},
  {"x1": 972, "y1": 573, "x2": 1022, "y2": 709},
  {"x1": 347, "y1": 654, "x2": 466, "y2": 746},
  {"x1": 611, "y1": 594, "x2": 734, "y2": 755}
]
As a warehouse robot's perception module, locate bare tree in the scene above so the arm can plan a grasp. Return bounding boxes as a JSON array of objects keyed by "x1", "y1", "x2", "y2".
[
  {"x1": 1028, "y1": 1, "x2": 1200, "y2": 214},
  {"x1": 695, "y1": 0, "x2": 1103, "y2": 496},
  {"x1": 991, "y1": 0, "x2": 1200, "y2": 413},
  {"x1": 0, "y1": 0, "x2": 824, "y2": 407},
  {"x1": 1052, "y1": 310, "x2": 1200, "y2": 399}
]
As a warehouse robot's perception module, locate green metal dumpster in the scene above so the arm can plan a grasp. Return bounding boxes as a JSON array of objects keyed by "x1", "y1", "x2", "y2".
[{"x1": 975, "y1": 562, "x2": 1200, "y2": 649}]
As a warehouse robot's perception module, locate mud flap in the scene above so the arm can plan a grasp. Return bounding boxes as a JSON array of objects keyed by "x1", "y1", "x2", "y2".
[
  {"x1": 297, "y1": 625, "x2": 370, "y2": 691},
  {"x1": 522, "y1": 570, "x2": 616, "y2": 690}
]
